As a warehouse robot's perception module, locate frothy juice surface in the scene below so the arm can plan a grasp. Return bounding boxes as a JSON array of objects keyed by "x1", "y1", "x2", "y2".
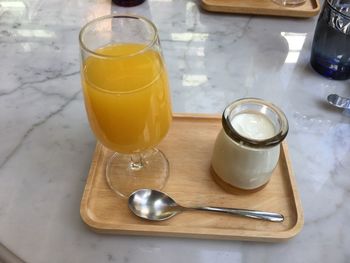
[
  {"x1": 231, "y1": 112, "x2": 275, "y2": 140},
  {"x1": 82, "y1": 43, "x2": 172, "y2": 153}
]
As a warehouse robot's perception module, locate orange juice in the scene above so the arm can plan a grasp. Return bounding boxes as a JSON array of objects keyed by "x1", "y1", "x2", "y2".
[{"x1": 82, "y1": 43, "x2": 172, "y2": 153}]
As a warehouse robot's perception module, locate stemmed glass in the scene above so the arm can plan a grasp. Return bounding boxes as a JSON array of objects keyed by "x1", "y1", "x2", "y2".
[{"x1": 79, "y1": 15, "x2": 172, "y2": 198}]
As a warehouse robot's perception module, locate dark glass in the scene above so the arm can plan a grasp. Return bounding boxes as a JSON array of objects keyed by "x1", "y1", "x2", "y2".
[
  {"x1": 310, "y1": 0, "x2": 350, "y2": 80},
  {"x1": 112, "y1": 0, "x2": 146, "y2": 7}
]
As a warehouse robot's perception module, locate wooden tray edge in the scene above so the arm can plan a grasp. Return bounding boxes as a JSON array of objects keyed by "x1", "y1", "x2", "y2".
[
  {"x1": 80, "y1": 224, "x2": 297, "y2": 242},
  {"x1": 200, "y1": 0, "x2": 320, "y2": 18},
  {"x1": 80, "y1": 215, "x2": 302, "y2": 242},
  {"x1": 80, "y1": 144, "x2": 103, "y2": 230},
  {"x1": 80, "y1": 114, "x2": 304, "y2": 242},
  {"x1": 279, "y1": 141, "x2": 304, "y2": 238}
]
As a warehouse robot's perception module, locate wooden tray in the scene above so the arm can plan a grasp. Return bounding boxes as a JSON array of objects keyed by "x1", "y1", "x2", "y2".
[
  {"x1": 80, "y1": 115, "x2": 303, "y2": 242},
  {"x1": 200, "y1": 0, "x2": 320, "y2": 18}
]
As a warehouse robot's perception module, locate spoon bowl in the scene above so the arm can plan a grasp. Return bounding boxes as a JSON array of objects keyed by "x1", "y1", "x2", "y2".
[
  {"x1": 128, "y1": 188, "x2": 180, "y2": 221},
  {"x1": 128, "y1": 189, "x2": 284, "y2": 222},
  {"x1": 327, "y1": 94, "x2": 350, "y2": 109}
]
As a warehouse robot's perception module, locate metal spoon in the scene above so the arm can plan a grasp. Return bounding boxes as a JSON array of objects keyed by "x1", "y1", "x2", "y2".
[
  {"x1": 128, "y1": 189, "x2": 284, "y2": 222},
  {"x1": 327, "y1": 94, "x2": 350, "y2": 109}
]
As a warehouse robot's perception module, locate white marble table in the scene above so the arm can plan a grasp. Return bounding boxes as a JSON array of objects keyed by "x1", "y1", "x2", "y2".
[{"x1": 0, "y1": 0, "x2": 349, "y2": 262}]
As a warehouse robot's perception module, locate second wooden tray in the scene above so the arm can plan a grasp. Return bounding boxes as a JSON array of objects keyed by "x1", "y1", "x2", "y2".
[
  {"x1": 200, "y1": 0, "x2": 320, "y2": 18},
  {"x1": 80, "y1": 115, "x2": 303, "y2": 242}
]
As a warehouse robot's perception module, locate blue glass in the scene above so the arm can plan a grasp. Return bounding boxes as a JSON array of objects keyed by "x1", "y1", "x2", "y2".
[{"x1": 310, "y1": 0, "x2": 350, "y2": 80}]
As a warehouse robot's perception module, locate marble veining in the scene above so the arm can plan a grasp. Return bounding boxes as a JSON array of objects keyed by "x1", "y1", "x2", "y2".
[{"x1": 0, "y1": 0, "x2": 350, "y2": 262}]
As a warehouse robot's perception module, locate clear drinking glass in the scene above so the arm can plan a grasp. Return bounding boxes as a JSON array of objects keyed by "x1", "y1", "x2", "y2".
[{"x1": 79, "y1": 15, "x2": 172, "y2": 198}]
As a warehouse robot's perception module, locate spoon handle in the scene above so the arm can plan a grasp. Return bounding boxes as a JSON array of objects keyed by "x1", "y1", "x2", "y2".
[{"x1": 191, "y1": 206, "x2": 284, "y2": 222}]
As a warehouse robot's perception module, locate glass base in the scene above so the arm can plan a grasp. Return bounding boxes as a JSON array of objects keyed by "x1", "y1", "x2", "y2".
[
  {"x1": 271, "y1": 0, "x2": 306, "y2": 6},
  {"x1": 310, "y1": 54, "x2": 350, "y2": 80},
  {"x1": 112, "y1": 0, "x2": 146, "y2": 7},
  {"x1": 105, "y1": 148, "x2": 169, "y2": 198}
]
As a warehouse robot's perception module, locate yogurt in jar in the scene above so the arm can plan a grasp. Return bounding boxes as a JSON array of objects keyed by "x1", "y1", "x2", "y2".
[
  {"x1": 211, "y1": 99, "x2": 288, "y2": 190},
  {"x1": 231, "y1": 112, "x2": 275, "y2": 140}
]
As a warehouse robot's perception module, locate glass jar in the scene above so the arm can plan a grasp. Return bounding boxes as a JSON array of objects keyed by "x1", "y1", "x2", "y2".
[{"x1": 211, "y1": 98, "x2": 289, "y2": 191}]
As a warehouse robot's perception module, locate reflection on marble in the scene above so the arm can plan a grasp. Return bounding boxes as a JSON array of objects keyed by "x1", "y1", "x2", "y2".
[
  {"x1": 281, "y1": 32, "x2": 306, "y2": 63},
  {"x1": 0, "y1": 0, "x2": 350, "y2": 262}
]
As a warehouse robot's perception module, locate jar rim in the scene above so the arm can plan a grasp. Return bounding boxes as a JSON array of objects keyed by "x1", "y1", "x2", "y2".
[{"x1": 222, "y1": 98, "x2": 289, "y2": 148}]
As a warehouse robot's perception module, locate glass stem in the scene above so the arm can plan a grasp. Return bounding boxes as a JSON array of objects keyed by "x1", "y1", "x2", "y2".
[{"x1": 130, "y1": 153, "x2": 144, "y2": 171}]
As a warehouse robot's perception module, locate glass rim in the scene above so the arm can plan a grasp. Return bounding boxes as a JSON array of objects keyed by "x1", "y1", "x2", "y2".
[
  {"x1": 79, "y1": 14, "x2": 159, "y2": 59},
  {"x1": 222, "y1": 98, "x2": 289, "y2": 148},
  {"x1": 326, "y1": 0, "x2": 350, "y2": 19}
]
